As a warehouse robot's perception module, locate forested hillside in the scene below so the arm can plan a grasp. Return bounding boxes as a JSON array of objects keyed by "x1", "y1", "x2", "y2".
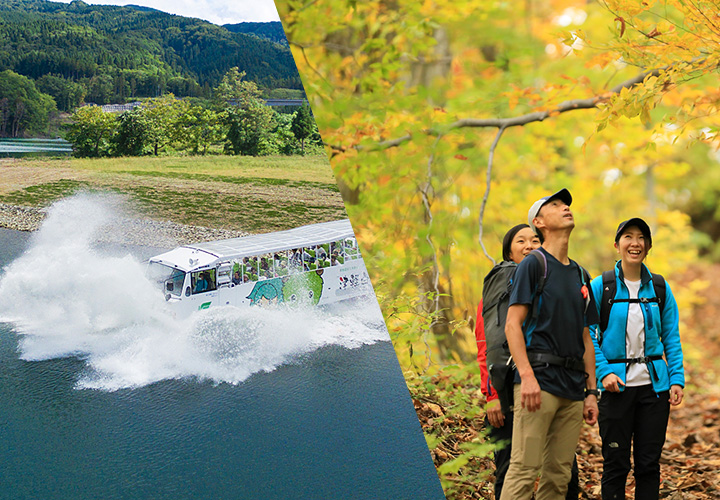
[
  {"x1": 0, "y1": 0, "x2": 301, "y2": 108},
  {"x1": 224, "y1": 22, "x2": 287, "y2": 46}
]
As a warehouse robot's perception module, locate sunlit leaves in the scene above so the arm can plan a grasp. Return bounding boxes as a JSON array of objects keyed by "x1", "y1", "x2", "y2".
[{"x1": 279, "y1": 0, "x2": 710, "y2": 376}]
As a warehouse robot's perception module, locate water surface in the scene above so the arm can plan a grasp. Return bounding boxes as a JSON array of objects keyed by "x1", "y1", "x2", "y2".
[{"x1": 0, "y1": 210, "x2": 444, "y2": 499}]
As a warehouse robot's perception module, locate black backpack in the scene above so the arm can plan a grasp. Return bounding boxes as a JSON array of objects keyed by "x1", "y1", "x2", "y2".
[
  {"x1": 597, "y1": 269, "x2": 666, "y2": 344},
  {"x1": 482, "y1": 251, "x2": 547, "y2": 413},
  {"x1": 482, "y1": 249, "x2": 591, "y2": 412}
]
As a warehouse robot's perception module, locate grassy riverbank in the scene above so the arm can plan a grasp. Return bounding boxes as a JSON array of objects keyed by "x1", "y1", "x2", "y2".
[{"x1": 0, "y1": 155, "x2": 345, "y2": 233}]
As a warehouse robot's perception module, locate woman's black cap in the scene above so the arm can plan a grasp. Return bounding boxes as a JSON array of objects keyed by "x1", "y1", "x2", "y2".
[{"x1": 615, "y1": 217, "x2": 652, "y2": 248}]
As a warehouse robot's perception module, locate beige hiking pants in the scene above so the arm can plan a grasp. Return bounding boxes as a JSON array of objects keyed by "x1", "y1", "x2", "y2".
[{"x1": 499, "y1": 386, "x2": 584, "y2": 500}]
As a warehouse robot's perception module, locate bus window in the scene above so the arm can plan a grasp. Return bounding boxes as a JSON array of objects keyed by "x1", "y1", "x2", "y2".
[
  {"x1": 316, "y1": 244, "x2": 331, "y2": 268},
  {"x1": 147, "y1": 262, "x2": 186, "y2": 297},
  {"x1": 331, "y1": 240, "x2": 344, "y2": 265},
  {"x1": 274, "y1": 251, "x2": 289, "y2": 277},
  {"x1": 259, "y1": 253, "x2": 274, "y2": 279},
  {"x1": 287, "y1": 248, "x2": 301, "y2": 274},
  {"x1": 302, "y1": 246, "x2": 317, "y2": 271},
  {"x1": 231, "y1": 261, "x2": 243, "y2": 285},
  {"x1": 191, "y1": 269, "x2": 217, "y2": 295},
  {"x1": 344, "y1": 238, "x2": 359, "y2": 260},
  {"x1": 245, "y1": 256, "x2": 259, "y2": 281}
]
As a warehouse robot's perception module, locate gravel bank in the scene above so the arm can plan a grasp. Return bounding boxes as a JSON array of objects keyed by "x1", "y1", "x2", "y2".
[{"x1": 0, "y1": 202, "x2": 249, "y2": 248}]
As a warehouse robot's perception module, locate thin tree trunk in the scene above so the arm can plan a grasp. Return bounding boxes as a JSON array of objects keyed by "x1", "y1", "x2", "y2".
[{"x1": 420, "y1": 249, "x2": 472, "y2": 363}]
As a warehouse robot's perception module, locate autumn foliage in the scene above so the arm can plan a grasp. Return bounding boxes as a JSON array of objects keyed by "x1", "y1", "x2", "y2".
[{"x1": 278, "y1": 0, "x2": 720, "y2": 497}]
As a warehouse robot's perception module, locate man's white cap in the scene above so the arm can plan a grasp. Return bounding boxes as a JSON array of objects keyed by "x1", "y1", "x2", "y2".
[{"x1": 528, "y1": 188, "x2": 573, "y2": 235}]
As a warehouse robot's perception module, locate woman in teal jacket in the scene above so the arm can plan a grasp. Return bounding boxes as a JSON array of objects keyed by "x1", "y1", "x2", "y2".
[{"x1": 589, "y1": 218, "x2": 684, "y2": 500}]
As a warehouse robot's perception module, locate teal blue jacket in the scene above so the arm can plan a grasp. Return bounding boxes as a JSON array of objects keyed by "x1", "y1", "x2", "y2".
[{"x1": 589, "y1": 261, "x2": 685, "y2": 393}]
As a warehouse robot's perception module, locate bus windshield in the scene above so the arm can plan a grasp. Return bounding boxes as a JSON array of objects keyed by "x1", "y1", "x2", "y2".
[{"x1": 147, "y1": 262, "x2": 186, "y2": 297}]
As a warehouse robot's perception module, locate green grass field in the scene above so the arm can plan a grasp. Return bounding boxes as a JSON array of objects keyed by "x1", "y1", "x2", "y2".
[{"x1": 0, "y1": 155, "x2": 347, "y2": 233}]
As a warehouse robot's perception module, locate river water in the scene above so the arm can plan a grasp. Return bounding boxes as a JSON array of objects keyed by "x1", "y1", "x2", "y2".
[{"x1": 0, "y1": 197, "x2": 444, "y2": 499}]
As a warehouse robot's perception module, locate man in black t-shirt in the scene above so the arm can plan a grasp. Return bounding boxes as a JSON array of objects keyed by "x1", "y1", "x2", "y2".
[{"x1": 499, "y1": 189, "x2": 599, "y2": 500}]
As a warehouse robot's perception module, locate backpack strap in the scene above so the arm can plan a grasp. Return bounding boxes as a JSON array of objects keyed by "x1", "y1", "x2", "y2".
[
  {"x1": 599, "y1": 269, "x2": 667, "y2": 336},
  {"x1": 573, "y1": 261, "x2": 591, "y2": 314},
  {"x1": 599, "y1": 270, "x2": 616, "y2": 334},
  {"x1": 607, "y1": 355, "x2": 664, "y2": 382},
  {"x1": 482, "y1": 261, "x2": 517, "y2": 326},
  {"x1": 651, "y1": 273, "x2": 667, "y2": 341},
  {"x1": 528, "y1": 249, "x2": 547, "y2": 322},
  {"x1": 651, "y1": 273, "x2": 666, "y2": 317}
]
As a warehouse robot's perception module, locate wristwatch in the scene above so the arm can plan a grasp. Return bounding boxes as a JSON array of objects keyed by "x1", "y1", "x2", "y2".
[{"x1": 585, "y1": 389, "x2": 600, "y2": 398}]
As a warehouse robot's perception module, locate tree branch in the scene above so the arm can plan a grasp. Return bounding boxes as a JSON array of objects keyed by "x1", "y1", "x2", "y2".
[
  {"x1": 478, "y1": 126, "x2": 506, "y2": 265},
  {"x1": 327, "y1": 68, "x2": 664, "y2": 152},
  {"x1": 289, "y1": 41, "x2": 333, "y2": 91}
]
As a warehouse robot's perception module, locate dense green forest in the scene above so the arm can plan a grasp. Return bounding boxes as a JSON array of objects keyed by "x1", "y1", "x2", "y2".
[
  {"x1": 0, "y1": 0, "x2": 302, "y2": 110},
  {"x1": 223, "y1": 22, "x2": 287, "y2": 46}
]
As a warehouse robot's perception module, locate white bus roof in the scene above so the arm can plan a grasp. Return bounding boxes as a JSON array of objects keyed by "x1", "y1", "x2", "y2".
[{"x1": 150, "y1": 219, "x2": 356, "y2": 271}]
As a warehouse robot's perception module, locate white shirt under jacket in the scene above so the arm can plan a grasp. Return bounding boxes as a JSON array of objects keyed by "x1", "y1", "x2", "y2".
[{"x1": 624, "y1": 279, "x2": 652, "y2": 386}]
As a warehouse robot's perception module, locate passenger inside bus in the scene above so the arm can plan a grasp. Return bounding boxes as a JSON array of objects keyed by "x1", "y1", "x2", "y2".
[
  {"x1": 194, "y1": 273, "x2": 210, "y2": 293},
  {"x1": 192, "y1": 270, "x2": 217, "y2": 294}
]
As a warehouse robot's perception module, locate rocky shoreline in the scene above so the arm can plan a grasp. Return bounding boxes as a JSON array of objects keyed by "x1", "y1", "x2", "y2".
[
  {"x1": 0, "y1": 203, "x2": 44, "y2": 232},
  {"x1": 0, "y1": 202, "x2": 249, "y2": 248}
]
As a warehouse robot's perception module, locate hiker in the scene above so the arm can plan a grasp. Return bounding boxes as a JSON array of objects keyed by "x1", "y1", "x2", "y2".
[
  {"x1": 589, "y1": 218, "x2": 684, "y2": 500},
  {"x1": 500, "y1": 189, "x2": 599, "y2": 500},
  {"x1": 476, "y1": 223, "x2": 581, "y2": 499}
]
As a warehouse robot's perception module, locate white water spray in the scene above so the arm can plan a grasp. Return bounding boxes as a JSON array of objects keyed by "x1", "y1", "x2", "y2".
[{"x1": 0, "y1": 194, "x2": 389, "y2": 390}]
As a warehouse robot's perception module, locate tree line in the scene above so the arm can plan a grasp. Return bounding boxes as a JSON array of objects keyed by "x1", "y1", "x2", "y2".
[
  {"x1": 0, "y1": 70, "x2": 56, "y2": 137},
  {"x1": 224, "y1": 22, "x2": 289, "y2": 46},
  {"x1": 65, "y1": 68, "x2": 320, "y2": 158}
]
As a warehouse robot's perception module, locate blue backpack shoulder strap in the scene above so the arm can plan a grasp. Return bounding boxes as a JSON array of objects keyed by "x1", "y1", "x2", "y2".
[{"x1": 528, "y1": 249, "x2": 547, "y2": 321}]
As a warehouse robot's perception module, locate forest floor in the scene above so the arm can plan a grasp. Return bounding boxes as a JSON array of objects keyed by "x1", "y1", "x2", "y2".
[
  {"x1": 0, "y1": 156, "x2": 346, "y2": 234},
  {"x1": 414, "y1": 263, "x2": 720, "y2": 499}
]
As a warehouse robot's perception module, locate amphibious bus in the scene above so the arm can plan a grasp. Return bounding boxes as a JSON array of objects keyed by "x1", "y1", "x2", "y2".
[{"x1": 146, "y1": 219, "x2": 372, "y2": 315}]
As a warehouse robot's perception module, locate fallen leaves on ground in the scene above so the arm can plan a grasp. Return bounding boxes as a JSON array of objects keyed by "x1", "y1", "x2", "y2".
[
  {"x1": 412, "y1": 265, "x2": 720, "y2": 499},
  {"x1": 414, "y1": 362, "x2": 720, "y2": 499}
]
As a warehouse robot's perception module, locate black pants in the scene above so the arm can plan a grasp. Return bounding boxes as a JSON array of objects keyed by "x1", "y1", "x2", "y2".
[
  {"x1": 598, "y1": 385, "x2": 670, "y2": 500},
  {"x1": 486, "y1": 413, "x2": 579, "y2": 499}
]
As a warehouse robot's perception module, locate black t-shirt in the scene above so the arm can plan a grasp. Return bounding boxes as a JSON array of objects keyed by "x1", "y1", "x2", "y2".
[{"x1": 509, "y1": 247, "x2": 599, "y2": 401}]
